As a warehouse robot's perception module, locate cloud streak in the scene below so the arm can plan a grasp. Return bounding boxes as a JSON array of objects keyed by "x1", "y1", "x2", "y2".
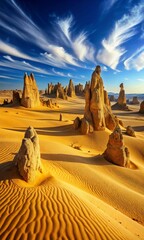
[
  {"x1": 124, "y1": 45, "x2": 144, "y2": 71},
  {"x1": 57, "y1": 15, "x2": 95, "y2": 62},
  {"x1": 97, "y1": 2, "x2": 144, "y2": 69}
]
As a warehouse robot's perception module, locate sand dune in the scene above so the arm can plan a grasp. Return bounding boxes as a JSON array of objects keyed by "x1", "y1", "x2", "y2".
[{"x1": 0, "y1": 97, "x2": 144, "y2": 239}]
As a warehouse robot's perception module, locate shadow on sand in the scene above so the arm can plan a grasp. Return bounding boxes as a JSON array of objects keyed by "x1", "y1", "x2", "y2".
[{"x1": 3, "y1": 124, "x2": 81, "y2": 137}]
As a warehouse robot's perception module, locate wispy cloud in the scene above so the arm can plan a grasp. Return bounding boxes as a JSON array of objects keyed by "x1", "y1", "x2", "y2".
[
  {"x1": 0, "y1": 56, "x2": 52, "y2": 75},
  {"x1": 52, "y1": 68, "x2": 78, "y2": 79},
  {"x1": 0, "y1": 40, "x2": 33, "y2": 60},
  {"x1": 101, "y1": 0, "x2": 118, "y2": 14},
  {"x1": 124, "y1": 45, "x2": 144, "y2": 71},
  {"x1": 97, "y1": 2, "x2": 144, "y2": 69},
  {"x1": 57, "y1": 15, "x2": 95, "y2": 62},
  {"x1": 0, "y1": 0, "x2": 80, "y2": 69}
]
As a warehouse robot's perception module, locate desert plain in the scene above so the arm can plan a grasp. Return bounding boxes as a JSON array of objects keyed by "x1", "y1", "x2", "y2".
[{"x1": 0, "y1": 93, "x2": 144, "y2": 240}]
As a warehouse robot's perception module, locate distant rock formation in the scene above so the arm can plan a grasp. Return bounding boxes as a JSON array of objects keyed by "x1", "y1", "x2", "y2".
[
  {"x1": 112, "y1": 83, "x2": 130, "y2": 110},
  {"x1": 126, "y1": 126, "x2": 136, "y2": 137},
  {"x1": 13, "y1": 90, "x2": 21, "y2": 104},
  {"x1": 131, "y1": 96, "x2": 139, "y2": 105},
  {"x1": 74, "y1": 66, "x2": 120, "y2": 134},
  {"x1": 67, "y1": 79, "x2": 75, "y2": 97},
  {"x1": 47, "y1": 82, "x2": 67, "y2": 100},
  {"x1": 75, "y1": 83, "x2": 84, "y2": 95},
  {"x1": 40, "y1": 98, "x2": 57, "y2": 108},
  {"x1": 109, "y1": 95, "x2": 115, "y2": 102},
  {"x1": 14, "y1": 126, "x2": 42, "y2": 182},
  {"x1": 118, "y1": 83, "x2": 126, "y2": 105},
  {"x1": 21, "y1": 73, "x2": 40, "y2": 108},
  {"x1": 103, "y1": 127, "x2": 130, "y2": 167},
  {"x1": 139, "y1": 101, "x2": 144, "y2": 113}
]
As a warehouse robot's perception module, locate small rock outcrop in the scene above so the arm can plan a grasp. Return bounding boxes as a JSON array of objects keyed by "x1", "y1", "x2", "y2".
[
  {"x1": 73, "y1": 117, "x2": 81, "y2": 130},
  {"x1": 118, "y1": 83, "x2": 126, "y2": 105},
  {"x1": 131, "y1": 97, "x2": 139, "y2": 105},
  {"x1": 14, "y1": 126, "x2": 42, "y2": 182},
  {"x1": 13, "y1": 90, "x2": 21, "y2": 104},
  {"x1": 47, "y1": 82, "x2": 67, "y2": 100},
  {"x1": 112, "y1": 83, "x2": 130, "y2": 110},
  {"x1": 59, "y1": 113, "x2": 62, "y2": 121},
  {"x1": 74, "y1": 66, "x2": 120, "y2": 134},
  {"x1": 21, "y1": 73, "x2": 40, "y2": 108},
  {"x1": 139, "y1": 101, "x2": 144, "y2": 113},
  {"x1": 67, "y1": 79, "x2": 75, "y2": 97},
  {"x1": 126, "y1": 126, "x2": 136, "y2": 137},
  {"x1": 109, "y1": 95, "x2": 115, "y2": 102},
  {"x1": 103, "y1": 127, "x2": 130, "y2": 167},
  {"x1": 75, "y1": 84, "x2": 84, "y2": 96}
]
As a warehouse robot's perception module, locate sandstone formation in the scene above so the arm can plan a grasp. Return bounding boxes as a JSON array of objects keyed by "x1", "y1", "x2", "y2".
[
  {"x1": 139, "y1": 101, "x2": 144, "y2": 113},
  {"x1": 131, "y1": 96, "x2": 139, "y2": 105},
  {"x1": 75, "y1": 83, "x2": 84, "y2": 95},
  {"x1": 112, "y1": 83, "x2": 130, "y2": 110},
  {"x1": 47, "y1": 82, "x2": 67, "y2": 100},
  {"x1": 73, "y1": 117, "x2": 81, "y2": 130},
  {"x1": 21, "y1": 73, "x2": 40, "y2": 108},
  {"x1": 14, "y1": 126, "x2": 42, "y2": 182},
  {"x1": 67, "y1": 79, "x2": 75, "y2": 97},
  {"x1": 59, "y1": 113, "x2": 62, "y2": 121},
  {"x1": 74, "y1": 66, "x2": 119, "y2": 134},
  {"x1": 126, "y1": 126, "x2": 136, "y2": 137},
  {"x1": 118, "y1": 83, "x2": 126, "y2": 105},
  {"x1": 40, "y1": 98, "x2": 54, "y2": 108},
  {"x1": 109, "y1": 95, "x2": 115, "y2": 102},
  {"x1": 13, "y1": 90, "x2": 21, "y2": 104},
  {"x1": 103, "y1": 127, "x2": 130, "y2": 167}
]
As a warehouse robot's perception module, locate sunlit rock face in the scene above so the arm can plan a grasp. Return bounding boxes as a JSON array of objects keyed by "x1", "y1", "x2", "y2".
[
  {"x1": 67, "y1": 79, "x2": 75, "y2": 97},
  {"x1": 103, "y1": 127, "x2": 130, "y2": 167},
  {"x1": 118, "y1": 83, "x2": 126, "y2": 106},
  {"x1": 14, "y1": 126, "x2": 42, "y2": 182},
  {"x1": 139, "y1": 101, "x2": 144, "y2": 114},
  {"x1": 21, "y1": 73, "x2": 40, "y2": 108},
  {"x1": 74, "y1": 66, "x2": 118, "y2": 134}
]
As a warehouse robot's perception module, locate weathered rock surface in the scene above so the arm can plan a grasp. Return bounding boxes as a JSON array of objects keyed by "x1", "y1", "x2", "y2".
[
  {"x1": 131, "y1": 97, "x2": 139, "y2": 105},
  {"x1": 103, "y1": 127, "x2": 130, "y2": 167},
  {"x1": 74, "y1": 117, "x2": 81, "y2": 130},
  {"x1": 74, "y1": 66, "x2": 119, "y2": 134},
  {"x1": 13, "y1": 90, "x2": 21, "y2": 104},
  {"x1": 75, "y1": 83, "x2": 84, "y2": 95},
  {"x1": 81, "y1": 118, "x2": 89, "y2": 135},
  {"x1": 67, "y1": 79, "x2": 75, "y2": 97},
  {"x1": 118, "y1": 83, "x2": 126, "y2": 105},
  {"x1": 126, "y1": 126, "x2": 136, "y2": 137},
  {"x1": 109, "y1": 95, "x2": 115, "y2": 102},
  {"x1": 139, "y1": 101, "x2": 144, "y2": 113},
  {"x1": 47, "y1": 82, "x2": 67, "y2": 100},
  {"x1": 14, "y1": 126, "x2": 42, "y2": 182},
  {"x1": 112, "y1": 83, "x2": 130, "y2": 111},
  {"x1": 21, "y1": 73, "x2": 40, "y2": 108}
]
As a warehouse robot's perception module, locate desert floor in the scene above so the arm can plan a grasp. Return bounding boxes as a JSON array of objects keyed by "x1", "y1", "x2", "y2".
[{"x1": 0, "y1": 96, "x2": 144, "y2": 240}]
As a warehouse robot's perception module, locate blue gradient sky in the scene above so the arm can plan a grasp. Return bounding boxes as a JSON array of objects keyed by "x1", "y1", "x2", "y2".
[{"x1": 0, "y1": 0, "x2": 144, "y2": 93}]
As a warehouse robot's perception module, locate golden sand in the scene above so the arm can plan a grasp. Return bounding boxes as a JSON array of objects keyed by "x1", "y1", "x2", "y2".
[{"x1": 0, "y1": 97, "x2": 144, "y2": 239}]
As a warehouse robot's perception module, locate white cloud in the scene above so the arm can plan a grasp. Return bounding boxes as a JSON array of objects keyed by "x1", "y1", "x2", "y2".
[
  {"x1": 102, "y1": 0, "x2": 118, "y2": 14},
  {"x1": 0, "y1": 40, "x2": 32, "y2": 60},
  {"x1": 52, "y1": 68, "x2": 76, "y2": 78},
  {"x1": 3, "y1": 55, "x2": 15, "y2": 62},
  {"x1": 0, "y1": 0, "x2": 79, "y2": 69},
  {"x1": 124, "y1": 45, "x2": 144, "y2": 71},
  {"x1": 97, "y1": 3, "x2": 144, "y2": 69},
  {"x1": 57, "y1": 15, "x2": 95, "y2": 62},
  {"x1": 102, "y1": 66, "x2": 108, "y2": 71},
  {"x1": 0, "y1": 57, "x2": 52, "y2": 75},
  {"x1": 0, "y1": 75, "x2": 16, "y2": 79}
]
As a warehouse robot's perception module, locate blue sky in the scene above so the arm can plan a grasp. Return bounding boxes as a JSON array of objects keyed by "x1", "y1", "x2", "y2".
[{"x1": 0, "y1": 0, "x2": 144, "y2": 93}]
